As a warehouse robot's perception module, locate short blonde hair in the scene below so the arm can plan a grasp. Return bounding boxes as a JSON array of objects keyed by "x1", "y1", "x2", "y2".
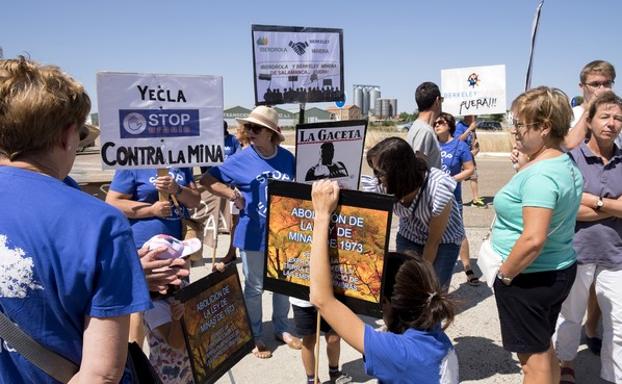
[
  {"x1": 580, "y1": 60, "x2": 616, "y2": 84},
  {"x1": 0, "y1": 56, "x2": 91, "y2": 159},
  {"x1": 511, "y1": 86, "x2": 572, "y2": 142}
]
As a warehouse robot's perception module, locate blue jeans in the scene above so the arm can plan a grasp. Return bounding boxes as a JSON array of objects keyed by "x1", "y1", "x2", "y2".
[
  {"x1": 239, "y1": 249, "x2": 290, "y2": 339},
  {"x1": 395, "y1": 233, "x2": 460, "y2": 288}
]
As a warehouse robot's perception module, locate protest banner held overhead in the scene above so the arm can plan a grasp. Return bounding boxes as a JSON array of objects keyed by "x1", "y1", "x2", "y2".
[
  {"x1": 252, "y1": 25, "x2": 344, "y2": 106},
  {"x1": 97, "y1": 72, "x2": 224, "y2": 169},
  {"x1": 441, "y1": 64, "x2": 507, "y2": 116},
  {"x1": 264, "y1": 180, "x2": 393, "y2": 318},
  {"x1": 176, "y1": 265, "x2": 254, "y2": 384},
  {"x1": 295, "y1": 120, "x2": 367, "y2": 190}
]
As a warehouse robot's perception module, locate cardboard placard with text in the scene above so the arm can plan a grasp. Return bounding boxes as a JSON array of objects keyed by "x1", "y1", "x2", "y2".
[
  {"x1": 441, "y1": 64, "x2": 506, "y2": 116},
  {"x1": 252, "y1": 24, "x2": 344, "y2": 106},
  {"x1": 176, "y1": 265, "x2": 253, "y2": 384},
  {"x1": 264, "y1": 180, "x2": 393, "y2": 318},
  {"x1": 295, "y1": 120, "x2": 367, "y2": 190},
  {"x1": 97, "y1": 72, "x2": 224, "y2": 169}
]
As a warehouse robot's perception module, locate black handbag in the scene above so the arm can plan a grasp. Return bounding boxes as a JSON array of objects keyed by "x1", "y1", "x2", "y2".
[{"x1": 127, "y1": 341, "x2": 164, "y2": 384}]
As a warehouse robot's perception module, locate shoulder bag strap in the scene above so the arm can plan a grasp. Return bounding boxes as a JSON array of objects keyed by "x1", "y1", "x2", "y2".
[{"x1": 0, "y1": 310, "x2": 78, "y2": 383}]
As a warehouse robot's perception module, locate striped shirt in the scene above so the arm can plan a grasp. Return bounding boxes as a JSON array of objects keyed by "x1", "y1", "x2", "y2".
[{"x1": 394, "y1": 168, "x2": 464, "y2": 245}]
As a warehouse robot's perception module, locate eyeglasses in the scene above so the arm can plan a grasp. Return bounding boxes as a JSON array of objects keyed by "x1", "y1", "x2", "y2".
[
  {"x1": 434, "y1": 120, "x2": 447, "y2": 127},
  {"x1": 583, "y1": 80, "x2": 615, "y2": 89},
  {"x1": 246, "y1": 124, "x2": 265, "y2": 134},
  {"x1": 511, "y1": 119, "x2": 540, "y2": 130}
]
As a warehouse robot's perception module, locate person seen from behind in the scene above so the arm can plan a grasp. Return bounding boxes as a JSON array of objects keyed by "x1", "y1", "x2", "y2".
[{"x1": 309, "y1": 179, "x2": 458, "y2": 384}]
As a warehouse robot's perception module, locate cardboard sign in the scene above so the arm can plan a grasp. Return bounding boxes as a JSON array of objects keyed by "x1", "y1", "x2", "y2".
[
  {"x1": 264, "y1": 180, "x2": 393, "y2": 318},
  {"x1": 176, "y1": 265, "x2": 253, "y2": 384},
  {"x1": 97, "y1": 72, "x2": 224, "y2": 169},
  {"x1": 295, "y1": 120, "x2": 367, "y2": 190},
  {"x1": 441, "y1": 64, "x2": 506, "y2": 116},
  {"x1": 252, "y1": 25, "x2": 344, "y2": 105}
]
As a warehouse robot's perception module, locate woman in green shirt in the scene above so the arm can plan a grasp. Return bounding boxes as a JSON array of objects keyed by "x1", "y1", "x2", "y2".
[{"x1": 491, "y1": 87, "x2": 582, "y2": 384}]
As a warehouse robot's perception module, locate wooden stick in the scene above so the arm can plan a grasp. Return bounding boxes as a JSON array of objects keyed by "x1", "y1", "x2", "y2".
[
  {"x1": 156, "y1": 168, "x2": 169, "y2": 202},
  {"x1": 314, "y1": 310, "x2": 321, "y2": 384},
  {"x1": 211, "y1": 197, "x2": 223, "y2": 267}
]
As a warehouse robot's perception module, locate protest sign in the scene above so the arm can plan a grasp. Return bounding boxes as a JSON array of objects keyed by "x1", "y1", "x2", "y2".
[
  {"x1": 176, "y1": 265, "x2": 253, "y2": 384},
  {"x1": 264, "y1": 180, "x2": 393, "y2": 318},
  {"x1": 97, "y1": 72, "x2": 224, "y2": 169},
  {"x1": 441, "y1": 64, "x2": 506, "y2": 116},
  {"x1": 252, "y1": 25, "x2": 344, "y2": 106},
  {"x1": 295, "y1": 120, "x2": 367, "y2": 190}
]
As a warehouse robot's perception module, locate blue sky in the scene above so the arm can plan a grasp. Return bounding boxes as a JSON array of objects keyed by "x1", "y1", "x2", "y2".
[{"x1": 2, "y1": 1, "x2": 620, "y2": 114}]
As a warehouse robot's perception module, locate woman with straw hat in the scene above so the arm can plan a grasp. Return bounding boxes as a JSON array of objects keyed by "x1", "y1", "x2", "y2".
[{"x1": 201, "y1": 105, "x2": 301, "y2": 358}]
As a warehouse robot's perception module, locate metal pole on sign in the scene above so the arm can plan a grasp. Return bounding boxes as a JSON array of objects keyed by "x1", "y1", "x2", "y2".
[
  {"x1": 227, "y1": 370, "x2": 236, "y2": 384},
  {"x1": 299, "y1": 103, "x2": 306, "y2": 125}
]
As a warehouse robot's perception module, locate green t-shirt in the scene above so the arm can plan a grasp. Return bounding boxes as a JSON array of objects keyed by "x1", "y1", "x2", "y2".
[{"x1": 491, "y1": 154, "x2": 582, "y2": 273}]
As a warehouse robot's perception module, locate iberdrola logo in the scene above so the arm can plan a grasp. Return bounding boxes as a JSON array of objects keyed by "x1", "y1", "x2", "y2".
[{"x1": 256, "y1": 36, "x2": 268, "y2": 46}]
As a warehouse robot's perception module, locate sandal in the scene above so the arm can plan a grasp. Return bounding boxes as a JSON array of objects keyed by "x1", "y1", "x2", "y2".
[
  {"x1": 275, "y1": 332, "x2": 302, "y2": 350},
  {"x1": 560, "y1": 366, "x2": 575, "y2": 384},
  {"x1": 465, "y1": 269, "x2": 480, "y2": 286},
  {"x1": 251, "y1": 341, "x2": 272, "y2": 359}
]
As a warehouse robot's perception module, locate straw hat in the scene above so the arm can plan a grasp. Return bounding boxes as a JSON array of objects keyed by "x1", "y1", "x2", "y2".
[
  {"x1": 78, "y1": 124, "x2": 100, "y2": 148},
  {"x1": 236, "y1": 106, "x2": 284, "y2": 142}
]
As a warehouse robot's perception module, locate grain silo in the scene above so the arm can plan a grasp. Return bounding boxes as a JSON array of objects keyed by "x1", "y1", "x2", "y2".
[
  {"x1": 353, "y1": 86, "x2": 363, "y2": 111},
  {"x1": 389, "y1": 99, "x2": 398, "y2": 118},
  {"x1": 370, "y1": 88, "x2": 381, "y2": 116}
]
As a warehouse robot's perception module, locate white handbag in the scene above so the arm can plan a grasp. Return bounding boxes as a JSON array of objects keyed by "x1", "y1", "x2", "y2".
[{"x1": 477, "y1": 216, "x2": 502, "y2": 288}]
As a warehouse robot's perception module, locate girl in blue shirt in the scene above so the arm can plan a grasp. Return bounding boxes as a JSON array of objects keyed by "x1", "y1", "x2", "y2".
[{"x1": 309, "y1": 180, "x2": 459, "y2": 384}]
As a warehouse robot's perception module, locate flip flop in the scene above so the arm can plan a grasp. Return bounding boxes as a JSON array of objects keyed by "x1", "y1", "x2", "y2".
[
  {"x1": 275, "y1": 332, "x2": 302, "y2": 350},
  {"x1": 465, "y1": 269, "x2": 481, "y2": 286},
  {"x1": 251, "y1": 341, "x2": 272, "y2": 359}
]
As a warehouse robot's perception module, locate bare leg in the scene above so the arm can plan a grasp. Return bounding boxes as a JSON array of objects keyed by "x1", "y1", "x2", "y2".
[
  {"x1": 517, "y1": 343, "x2": 559, "y2": 384},
  {"x1": 459, "y1": 237, "x2": 471, "y2": 271},
  {"x1": 301, "y1": 335, "x2": 316, "y2": 377},
  {"x1": 129, "y1": 312, "x2": 145, "y2": 346},
  {"x1": 585, "y1": 283, "x2": 601, "y2": 338},
  {"x1": 326, "y1": 332, "x2": 340, "y2": 368}
]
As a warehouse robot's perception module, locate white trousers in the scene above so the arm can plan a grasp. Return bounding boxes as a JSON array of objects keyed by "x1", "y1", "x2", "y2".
[{"x1": 552, "y1": 263, "x2": 622, "y2": 383}]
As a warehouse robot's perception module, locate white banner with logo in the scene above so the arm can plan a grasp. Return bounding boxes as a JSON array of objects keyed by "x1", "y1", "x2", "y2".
[
  {"x1": 252, "y1": 25, "x2": 344, "y2": 106},
  {"x1": 97, "y1": 72, "x2": 223, "y2": 169},
  {"x1": 295, "y1": 120, "x2": 367, "y2": 190},
  {"x1": 441, "y1": 65, "x2": 506, "y2": 116}
]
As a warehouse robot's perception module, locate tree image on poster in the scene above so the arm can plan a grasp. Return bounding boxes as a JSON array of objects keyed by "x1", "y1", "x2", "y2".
[
  {"x1": 181, "y1": 273, "x2": 252, "y2": 383},
  {"x1": 266, "y1": 196, "x2": 388, "y2": 303}
]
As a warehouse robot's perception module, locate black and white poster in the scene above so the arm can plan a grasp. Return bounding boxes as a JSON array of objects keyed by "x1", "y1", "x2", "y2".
[
  {"x1": 295, "y1": 120, "x2": 367, "y2": 190},
  {"x1": 252, "y1": 24, "x2": 344, "y2": 106}
]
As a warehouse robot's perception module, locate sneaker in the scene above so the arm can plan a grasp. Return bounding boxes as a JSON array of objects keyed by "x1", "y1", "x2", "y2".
[
  {"x1": 330, "y1": 371, "x2": 352, "y2": 384},
  {"x1": 471, "y1": 198, "x2": 487, "y2": 208}
]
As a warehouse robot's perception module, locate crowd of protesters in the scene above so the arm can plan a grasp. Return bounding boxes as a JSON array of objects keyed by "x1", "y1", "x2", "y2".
[{"x1": 2, "y1": 55, "x2": 622, "y2": 384}]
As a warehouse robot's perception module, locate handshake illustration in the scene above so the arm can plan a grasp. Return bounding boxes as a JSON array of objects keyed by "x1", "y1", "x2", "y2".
[{"x1": 289, "y1": 41, "x2": 309, "y2": 55}]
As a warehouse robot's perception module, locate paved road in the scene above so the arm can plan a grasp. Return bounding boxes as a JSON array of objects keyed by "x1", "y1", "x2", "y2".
[{"x1": 189, "y1": 156, "x2": 605, "y2": 384}]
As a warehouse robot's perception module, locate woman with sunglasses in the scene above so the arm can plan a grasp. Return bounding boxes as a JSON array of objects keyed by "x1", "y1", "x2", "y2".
[
  {"x1": 200, "y1": 106, "x2": 300, "y2": 358},
  {"x1": 367, "y1": 137, "x2": 464, "y2": 289},
  {"x1": 434, "y1": 113, "x2": 478, "y2": 286},
  {"x1": 553, "y1": 92, "x2": 622, "y2": 384},
  {"x1": 491, "y1": 87, "x2": 582, "y2": 384}
]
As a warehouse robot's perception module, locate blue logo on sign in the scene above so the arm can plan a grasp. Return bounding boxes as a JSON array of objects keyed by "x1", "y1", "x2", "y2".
[{"x1": 119, "y1": 109, "x2": 200, "y2": 138}]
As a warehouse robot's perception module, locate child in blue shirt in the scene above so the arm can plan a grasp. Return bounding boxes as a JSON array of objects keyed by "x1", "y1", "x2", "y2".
[{"x1": 309, "y1": 180, "x2": 459, "y2": 384}]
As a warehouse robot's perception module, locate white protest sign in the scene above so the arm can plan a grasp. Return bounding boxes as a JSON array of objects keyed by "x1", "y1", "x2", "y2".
[
  {"x1": 441, "y1": 64, "x2": 506, "y2": 116},
  {"x1": 252, "y1": 25, "x2": 344, "y2": 105},
  {"x1": 295, "y1": 120, "x2": 367, "y2": 190},
  {"x1": 97, "y1": 72, "x2": 224, "y2": 170}
]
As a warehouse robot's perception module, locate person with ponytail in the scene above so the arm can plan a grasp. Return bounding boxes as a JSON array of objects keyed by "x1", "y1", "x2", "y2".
[{"x1": 309, "y1": 180, "x2": 459, "y2": 384}]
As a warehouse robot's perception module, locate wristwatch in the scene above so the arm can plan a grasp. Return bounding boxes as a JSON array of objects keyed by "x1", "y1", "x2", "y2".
[
  {"x1": 595, "y1": 197, "x2": 604, "y2": 211},
  {"x1": 496, "y1": 271, "x2": 513, "y2": 286},
  {"x1": 230, "y1": 189, "x2": 240, "y2": 202}
]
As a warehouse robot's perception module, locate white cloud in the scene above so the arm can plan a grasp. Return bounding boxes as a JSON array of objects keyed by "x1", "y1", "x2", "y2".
[{"x1": 0, "y1": 235, "x2": 44, "y2": 298}]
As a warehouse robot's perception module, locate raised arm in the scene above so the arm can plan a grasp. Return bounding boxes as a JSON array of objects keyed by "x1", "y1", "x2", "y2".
[
  {"x1": 106, "y1": 190, "x2": 171, "y2": 219},
  {"x1": 309, "y1": 180, "x2": 365, "y2": 353},
  {"x1": 199, "y1": 173, "x2": 244, "y2": 209}
]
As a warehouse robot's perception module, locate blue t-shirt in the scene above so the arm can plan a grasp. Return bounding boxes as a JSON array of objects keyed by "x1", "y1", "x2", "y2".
[
  {"x1": 109, "y1": 168, "x2": 194, "y2": 248},
  {"x1": 439, "y1": 139, "x2": 473, "y2": 204},
  {"x1": 0, "y1": 166, "x2": 151, "y2": 384},
  {"x1": 364, "y1": 325, "x2": 458, "y2": 383},
  {"x1": 453, "y1": 121, "x2": 474, "y2": 148},
  {"x1": 209, "y1": 145, "x2": 295, "y2": 251}
]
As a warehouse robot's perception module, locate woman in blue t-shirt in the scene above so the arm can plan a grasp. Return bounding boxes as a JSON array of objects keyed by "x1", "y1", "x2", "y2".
[
  {"x1": 200, "y1": 106, "x2": 300, "y2": 358},
  {"x1": 434, "y1": 112, "x2": 479, "y2": 286},
  {"x1": 309, "y1": 180, "x2": 459, "y2": 384}
]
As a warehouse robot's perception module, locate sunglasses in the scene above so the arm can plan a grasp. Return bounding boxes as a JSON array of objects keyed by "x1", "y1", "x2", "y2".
[
  {"x1": 584, "y1": 80, "x2": 615, "y2": 89},
  {"x1": 246, "y1": 124, "x2": 265, "y2": 134},
  {"x1": 434, "y1": 120, "x2": 447, "y2": 127}
]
